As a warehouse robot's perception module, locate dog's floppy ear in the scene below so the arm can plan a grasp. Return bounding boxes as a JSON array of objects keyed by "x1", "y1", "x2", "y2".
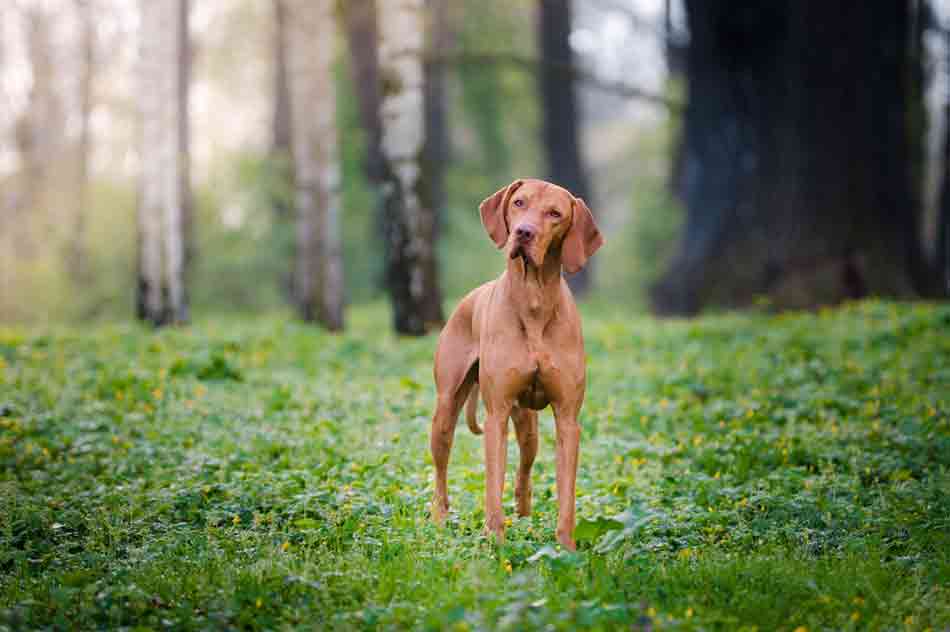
[
  {"x1": 479, "y1": 179, "x2": 523, "y2": 249},
  {"x1": 562, "y1": 197, "x2": 604, "y2": 274}
]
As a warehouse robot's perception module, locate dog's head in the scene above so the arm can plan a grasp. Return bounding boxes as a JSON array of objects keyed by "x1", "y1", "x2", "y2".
[{"x1": 479, "y1": 178, "x2": 603, "y2": 274}]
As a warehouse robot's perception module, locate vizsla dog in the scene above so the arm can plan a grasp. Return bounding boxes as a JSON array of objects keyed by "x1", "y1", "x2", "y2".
[{"x1": 429, "y1": 178, "x2": 604, "y2": 550}]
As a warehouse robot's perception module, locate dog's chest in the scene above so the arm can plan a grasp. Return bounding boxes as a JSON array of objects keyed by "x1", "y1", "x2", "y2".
[{"x1": 511, "y1": 322, "x2": 561, "y2": 410}]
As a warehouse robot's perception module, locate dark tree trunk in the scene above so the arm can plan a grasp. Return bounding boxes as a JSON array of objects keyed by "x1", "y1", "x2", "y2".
[
  {"x1": 422, "y1": 0, "x2": 451, "y2": 325},
  {"x1": 343, "y1": 0, "x2": 385, "y2": 183},
  {"x1": 652, "y1": 0, "x2": 936, "y2": 315},
  {"x1": 937, "y1": 21, "x2": 950, "y2": 297},
  {"x1": 538, "y1": 0, "x2": 594, "y2": 296}
]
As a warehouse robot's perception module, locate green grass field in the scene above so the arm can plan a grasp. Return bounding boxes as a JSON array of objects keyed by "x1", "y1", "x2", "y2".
[{"x1": 1, "y1": 301, "x2": 948, "y2": 630}]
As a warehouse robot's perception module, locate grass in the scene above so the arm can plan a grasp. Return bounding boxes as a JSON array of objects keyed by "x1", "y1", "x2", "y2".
[{"x1": 1, "y1": 300, "x2": 948, "y2": 630}]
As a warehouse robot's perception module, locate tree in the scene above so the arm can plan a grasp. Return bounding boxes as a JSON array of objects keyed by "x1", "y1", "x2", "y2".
[
  {"x1": 652, "y1": 1, "x2": 938, "y2": 315},
  {"x1": 285, "y1": 0, "x2": 344, "y2": 329},
  {"x1": 538, "y1": 0, "x2": 594, "y2": 296},
  {"x1": 423, "y1": 0, "x2": 452, "y2": 219},
  {"x1": 378, "y1": 0, "x2": 443, "y2": 335},
  {"x1": 343, "y1": 0, "x2": 385, "y2": 184},
  {"x1": 69, "y1": 0, "x2": 96, "y2": 281},
  {"x1": 137, "y1": 0, "x2": 191, "y2": 326},
  {"x1": 937, "y1": 21, "x2": 950, "y2": 297}
]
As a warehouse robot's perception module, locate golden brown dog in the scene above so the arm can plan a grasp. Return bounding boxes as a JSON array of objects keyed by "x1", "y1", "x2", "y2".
[{"x1": 429, "y1": 178, "x2": 604, "y2": 550}]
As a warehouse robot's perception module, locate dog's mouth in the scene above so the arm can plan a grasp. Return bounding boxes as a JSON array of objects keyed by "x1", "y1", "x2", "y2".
[{"x1": 509, "y1": 244, "x2": 536, "y2": 267}]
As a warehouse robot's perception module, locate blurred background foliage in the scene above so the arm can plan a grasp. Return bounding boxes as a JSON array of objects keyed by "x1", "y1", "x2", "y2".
[
  {"x1": 1, "y1": 0, "x2": 947, "y2": 326},
  {"x1": 0, "y1": 0, "x2": 686, "y2": 324}
]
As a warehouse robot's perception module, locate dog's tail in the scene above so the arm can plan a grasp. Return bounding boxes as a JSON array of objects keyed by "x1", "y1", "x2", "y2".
[{"x1": 465, "y1": 383, "x2": 483, "y2": 435}]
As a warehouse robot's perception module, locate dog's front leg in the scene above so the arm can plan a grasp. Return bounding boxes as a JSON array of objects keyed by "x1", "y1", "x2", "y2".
[
  {"x1": 482, "y1": 404, "x2": 511, "y2": 545},
  {"x1": 553, "y1": 402, "x2": 581, "y2": 551}
]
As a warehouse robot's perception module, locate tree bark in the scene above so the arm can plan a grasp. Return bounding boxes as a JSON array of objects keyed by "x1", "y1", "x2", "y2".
[
  {"x1": 422, "y1": 0, "x2": 451, "y2": 318},
  {"x1": 343, "y1": 0, "x2": 385, "y2": 184},
  {"x1": 423, "y1": 0, "x2": 451, "y2": 219},
  {"x1": 937, "y1": 21, "x2": 950, "y2": 297},
  {"x1": 538, "y1": 0, "x2": 594, "y2": 296},
  {"x1": 378, "y1": 0, "x2": 444, "y2": 335},
  {"x1": 652, "y1": 0, "x2": 936, "y2": 315},
  {"x1": 272, "y1": 0, "x2": 292, "y2": 165},
  {"x1": 70, "y1": 0, "x2": 95, "y2": 282},
  {"x1": 137, "y1": 0, "x2": 191, "y2": 326},
  {"x1": 14, "y1": 6, "x2": 62, "y2": 258},
  {"x1": 286, "y1": 0, "x2": 345, "y2": 330}
]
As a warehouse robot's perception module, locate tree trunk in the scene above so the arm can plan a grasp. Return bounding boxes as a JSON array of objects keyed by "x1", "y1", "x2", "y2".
[
  {"x1": 137, "y1": 0, "x2": 191, "y2": 326},
  {"x1": 937, "y1": 22, "x2": 950, "y2": 297},
  {"x1": 422, "y1": 0, "x2": 451, "y2": 316},
  {"x1": 15, "y1": 6, "x2": 62, "y2": 258},
  {"x1": 424, "y1": 0, "x2": 451, "y2": 219},
  {"x1": 272, "y1": 0, "x2": 292, "y2": 165},
  {"x1": 652, "y1": 1, "x2": 936, "y2": 315},
  {"x1": 286, "y1": 0, "x2": 345, "y2": 330},
  {"x1": 378, "y1": 0, "x2": 444, "y2": 335},
  {"x1": 70, "y1": 0, "x2": 95, "y2": 282},
  {"x1": 343, "y1": 0, "x2": 385, "y2": 184},
  {"x1": 538, "y1": 0, "x2": 594, "y2": 296}
]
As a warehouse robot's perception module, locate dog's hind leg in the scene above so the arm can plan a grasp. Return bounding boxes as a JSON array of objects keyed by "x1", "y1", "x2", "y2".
[{"x1": 430, "y1": 306, "x2": 479, "y2": 524}]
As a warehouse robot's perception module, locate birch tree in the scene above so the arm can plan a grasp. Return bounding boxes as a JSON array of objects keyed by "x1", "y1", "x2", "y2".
[
  {"x1": 285, "y1": 0, "x2": 344, "y2": 329},
  {"x1": 378, "y1": 0, "x2": 443, "y2": 335},
  {"x1": 137, "y1": 0, "x2": 191, "y2": 326}
]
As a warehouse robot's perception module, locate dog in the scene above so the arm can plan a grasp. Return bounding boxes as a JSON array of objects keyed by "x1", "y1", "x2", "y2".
[{"x1": 429, "y1": 178, "x2": 604, "y2": 550}]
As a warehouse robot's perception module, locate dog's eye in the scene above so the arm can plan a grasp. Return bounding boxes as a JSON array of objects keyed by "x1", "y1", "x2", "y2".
[
  {"x1": 513, "y1": 199, "x2": 525, "y2": 208},
  {"x1": 547, "y1": 209, "x2": 562, "y2": 219}
]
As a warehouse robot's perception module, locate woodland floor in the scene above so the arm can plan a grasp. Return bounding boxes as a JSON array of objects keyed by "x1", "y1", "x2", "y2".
[{"x1": 1, "y1": 301, "x2": 948, "y2": 630}]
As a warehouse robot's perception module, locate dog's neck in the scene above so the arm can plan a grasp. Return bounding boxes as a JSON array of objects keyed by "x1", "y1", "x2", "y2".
[{"x1": 503, "y1": 247, "x2": 562, "y2": 326}]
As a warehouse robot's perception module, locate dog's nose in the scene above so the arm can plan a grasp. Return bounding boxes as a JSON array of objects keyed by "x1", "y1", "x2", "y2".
[{"x1": 514, "y1": 225, "x2": 536, "y2": 243}]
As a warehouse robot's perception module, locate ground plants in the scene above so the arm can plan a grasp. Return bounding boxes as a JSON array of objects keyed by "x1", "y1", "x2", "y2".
[{"x1": 1, "y1": 300, "x2": 948, "y2": 630}]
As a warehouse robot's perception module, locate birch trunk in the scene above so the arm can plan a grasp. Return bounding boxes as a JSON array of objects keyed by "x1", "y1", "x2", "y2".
[
  {"x1": 378, "y1": 0, "x2": 443, "y2": 335},
  {"x1": 137, "y1": 0, "x2": 190, "y2": 326},
  {"x1": 286, "y1": 0, "x2": 344, "y2": 330}
]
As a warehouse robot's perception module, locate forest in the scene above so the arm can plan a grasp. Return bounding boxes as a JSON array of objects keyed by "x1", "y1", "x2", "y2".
[{"x1": 1, "y1": 1, "x2": 948, "y2": 630}]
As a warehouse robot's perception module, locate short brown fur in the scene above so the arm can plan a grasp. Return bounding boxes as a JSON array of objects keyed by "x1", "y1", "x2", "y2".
[{"x1": 429, "y1": 178, "x2": 604, "y2": 550}]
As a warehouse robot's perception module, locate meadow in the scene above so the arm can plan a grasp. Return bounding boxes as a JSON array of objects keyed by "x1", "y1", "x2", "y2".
[{"x1": 1, "y1": 300, "x2": 948, "y2": 630}]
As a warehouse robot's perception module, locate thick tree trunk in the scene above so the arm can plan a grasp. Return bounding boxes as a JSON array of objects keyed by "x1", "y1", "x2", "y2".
[
  {"x1": 378, "y1": 0, "x2": 444, "y2": 335},
  {"x1": 343, "y1": 0, "x2": 385, "y2": 184},
  {"x1": 136, "y1": 0, "x2": 191, "y2": 326},
  {"x1": 939, "y1": 122, "x2": 950, "y2": 296},
  {"x1": 652, "y1": 1, "x2": 935, "y2": 315},
  {"x1": 937, "y1": 24, "x2": 950, "y2": 297},
  {"x1": 286, "y1": 0, "x2": 345, "y2": 330},
  {"x1": 538, "y1": 0, "x2": 594, "y2": 296}
]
